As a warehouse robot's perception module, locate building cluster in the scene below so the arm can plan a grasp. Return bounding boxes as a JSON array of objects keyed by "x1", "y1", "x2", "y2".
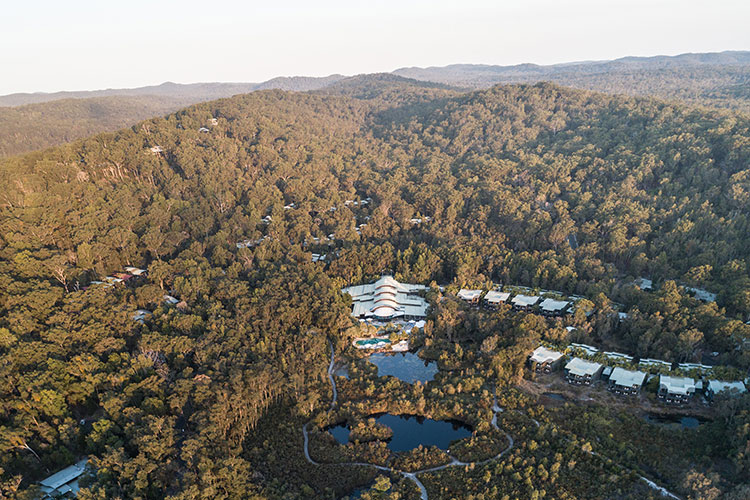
[
  {"x1": 457, "y1": 287, "x2": 573, "y2": 316},
  {"x1": 342, "y1": 276, "x2": 429, "y2": 322},
  {"x1": 528, "y1": 345, "x2": 747, "y2": 404}
]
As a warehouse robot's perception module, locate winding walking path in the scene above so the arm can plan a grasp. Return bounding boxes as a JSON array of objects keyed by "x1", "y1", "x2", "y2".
[
  {"x1": 302, "y1": 343, "x2": 513, "y2": 499},
  {"x1": 303, "y1": 343, "x2": 680, "y2": 500}
]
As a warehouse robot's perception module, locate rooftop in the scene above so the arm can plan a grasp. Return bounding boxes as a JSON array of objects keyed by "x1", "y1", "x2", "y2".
[
  {"x1": 707, "y1": 380, "x2": 746, "y2": 395},
  {"x1": 457, "y1": 289, "x2": 482, "y2": 301},
  {"x1": 565, "y1": 357, "x2": 602, "y2": 377},
  {"x1": 512, "y1": 294, "x2": 540, "y2": 307},
  {"x1": 39, "y1": 459, "x2": 87, "y2": 496},
  {"x1": 659, "y1": 375, "x2": 696, "y2": 395},
  {"x1": 539, "y1": 298, "x2": 570, "y2": 312},
  {"x1": 609, "y1": 367, "x2": 647, "y2": 388},
  {"x1": 530, "y1": 346, "x2": 564, "y2": 364},
  {"x1": 484, "y1": 290, "x2": 510, "y2": 303}
]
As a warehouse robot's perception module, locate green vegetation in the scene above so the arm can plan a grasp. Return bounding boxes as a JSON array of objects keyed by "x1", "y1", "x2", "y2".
[{"x1": 1, "y1": 76, "x2": 749, "y2": 498}]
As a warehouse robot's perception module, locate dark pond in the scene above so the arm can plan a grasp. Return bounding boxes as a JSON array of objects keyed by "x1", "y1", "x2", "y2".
[
  {"x1": 644, "y1": 413, "x2": 707, "y2": 429},
  {"x1": 543, "y1": 392, "x2": 566, "y2": 401},
  {"x1": 368, "y1": 352, "x2": 438, "y2": 383},
  {"x1": 327, "y1": 414, "x2": 472, "y2": 451}
]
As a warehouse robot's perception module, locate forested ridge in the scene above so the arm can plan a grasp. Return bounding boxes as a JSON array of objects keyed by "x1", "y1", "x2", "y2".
[{"x1": 1, "y1": 77, "x2": 749, "y2": 499}]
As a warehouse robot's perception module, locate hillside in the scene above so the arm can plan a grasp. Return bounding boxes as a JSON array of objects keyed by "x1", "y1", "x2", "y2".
[
  {"x1": 1, "y1": 80, "x2": 749, "y2": 499},
  {"x1": 0, "y1": 76, "x2": 347, "y2": 157},
  {"x1": 0, "y1": 95, "x2": 195, "y2": 157},
  {"x1": 394, "y1": 50, "x2": 750, "y2": 112}
]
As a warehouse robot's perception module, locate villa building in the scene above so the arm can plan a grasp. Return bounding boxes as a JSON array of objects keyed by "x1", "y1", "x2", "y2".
[
  {"x1": 564, "y1": 357, "x2": 603, "y2": 385},
  {"x1": 658, "y1": 375, "x2": 696, "y2": 404},
  {"x1": 342, "y1": 276, "x2": 429, "y2": 321},
  {"x1": 608, "y1": 367, "x2": 647, "y2": 395},
  {"x1": 457, "y1": 289, "x2": 482, "y2": 306},
  {"x1": 483, "y1": 290, "x2": 510, "y2": 309},
  {"x1": 705, "y1": 380, "x2": 747, "y2": 400},
  {"x1": 539, "y1": 298, "x2": 571, "y2": 316},
  {"x1": 511, "y1": 294, "x2": 540, "y2": 311},
  {"x1": 529, "y1": 346, "x2": 564, "y2": 373}
]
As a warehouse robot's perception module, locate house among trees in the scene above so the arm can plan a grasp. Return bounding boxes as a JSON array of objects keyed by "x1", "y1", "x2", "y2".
[
  {"x1": 528, "y1": 346, "x2": 564, "y2": 373},
  {"x1": 564, "y1": 358, "x2": 603, "y2": 385},
  {"x1": 635, "y1": 277, "x2": 653, "y2": 291},
  {"x1": 124, "y1": 266, "x2": 147, "y2": 276},
  {"x1": 483, "y1": 290, "x2": 510, "y2": 309},
  {"x1": 511, "y1": 294, "x2": 540, "y2": 311},
  {"x1": 457, "y1": 289, "x2": 482, "y2": 306},
  {"x1": 683, "y1": 286, "x2": 717, "y2": 302},
  {"x1": 658, "y1": 375, "x2": 696, "y2": 404},
  {"x1": 342, "y1": 275, "x2": 429, "y2": 321},
  {"x1": 705, "y1": 380, "x2": 747, "y2": 400},
  {"x1": 539, "y1": 298, "x2": 570, "y2": 316},
  {"x1": 39, "y1": 459, "x2": 88, "y2": 499},
  {"x1": 608, "y1": 367, "x2": 647, "y2": 395}
]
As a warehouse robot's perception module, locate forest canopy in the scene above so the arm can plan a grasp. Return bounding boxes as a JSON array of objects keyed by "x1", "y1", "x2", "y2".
[{"x1": 1, "y1": 77, "x2": 749, "y2": 499}]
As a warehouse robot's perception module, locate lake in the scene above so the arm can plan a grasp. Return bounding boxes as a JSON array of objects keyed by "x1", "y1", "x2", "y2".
[
  {"x1": 368, "y1": 352, "x2": 438, "y2": 383},
  {"x1": 327, "y1": 413, "x2": 472, "y2": 452}
]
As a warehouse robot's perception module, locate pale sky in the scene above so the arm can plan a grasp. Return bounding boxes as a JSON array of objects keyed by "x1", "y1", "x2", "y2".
[{"x1": 2, "y1": 0, "x2": 749, "y2": 95}]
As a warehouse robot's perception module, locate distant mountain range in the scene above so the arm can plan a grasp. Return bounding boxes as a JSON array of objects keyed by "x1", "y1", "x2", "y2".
[{"x1": 0, "y1": 51, "x2": 748, "y2": 157}]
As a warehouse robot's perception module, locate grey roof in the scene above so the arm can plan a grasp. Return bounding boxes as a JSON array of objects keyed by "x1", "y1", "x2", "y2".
[
  {"x1": 39, "y1": 459, "x2": 87, "y2": 494},
  {"x1": 609, "y1": 367, "x2": 647, "y2": 388}
]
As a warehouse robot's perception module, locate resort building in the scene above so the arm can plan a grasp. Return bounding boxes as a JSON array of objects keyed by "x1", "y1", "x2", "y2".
[
  {"x1": 678, "y1": 362, "x2": 713, "y2": 374},
  {"x1": 639, "y1": 358, "x2": 672, "y2": 371},
  {"x1": 658, "y1": 375, "x2": 696, "y2": 404},
  {"x1": 457, "y1": 289, "x2": 483, "y2": 306},
  {"x1": 570, "y1": 343, "x2": 599, "y2": 356},
  {"x1": 602, "y1": 351, "x2": 634, "y2": 363},
  {"x1": 539, "y1": 298, "x2": 571, "y2": 316},
  {"x1": 39, "y1": 459, "x2": 88, "y2": 499},
  {"x1": 529, "y1": 346, "x2": 564, "y2": 373},
  {"x1": 483, "y1": 290, "x2": 510, "y2": 309},
  {"x1": 705, "y1": 380, "x2": 747, "y2": 400},
  {"x1": 564, "y1": 357, "x2": 603, "y2": 385},
  {"x1": 608, "y1": 367, "x2": 647, "y2": 395},
  {"x1": 511, "y1": 294, "x2": 540, "y2": 311},
  {"x1": 342, "y1": 276, "x2": 429, "y2": 321}
]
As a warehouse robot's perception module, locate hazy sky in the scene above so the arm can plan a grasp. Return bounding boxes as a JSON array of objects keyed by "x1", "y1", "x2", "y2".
[{"x1": 2, "y1": 0, "x2": 749, "y2": 94}]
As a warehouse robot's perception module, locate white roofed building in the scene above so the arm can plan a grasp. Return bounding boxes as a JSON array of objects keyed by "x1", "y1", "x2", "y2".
[
  {"x1": 564, "y1": 358, "x2": 603, "y2": 385},
  {"x1": 570, "y1": 343, "x2": 599, "y2": 356},
  {"x1": 602, "y1": 351, "x2": 634, "y2": 363},
  {"x1": 658, "y1": 375, "x2": 696, "y2": 404},
  {"x1": 640, "y1": 358, "x2": 672, "y2": 371},
  {"x1": 539, "y1": 298, "x2": 571, "y2": 316},
  {"x1": 529, "y1": 346, "x2": 564, "y2": 373},
  {"x1": 483, "y1": 290, "x2": 510, "y2": 309},
  {"x1": 457, "y1": 289, "x2": 482, "y2": 305},
  {"x1": 342, "y1": 276, "x2": 429, "y2": 321},
  {"x1": 39, "y1": 459, "x2": 88, "y2": 499},
  {"x1": 706, "y1": 380, "x2": 747, "y2": 400},
  {"x1": 608, "y1": 367, "x2": 647, "y2": 395},
  {"x1": 511, "y1": 294, "x2": 540, "y2": 310}
]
